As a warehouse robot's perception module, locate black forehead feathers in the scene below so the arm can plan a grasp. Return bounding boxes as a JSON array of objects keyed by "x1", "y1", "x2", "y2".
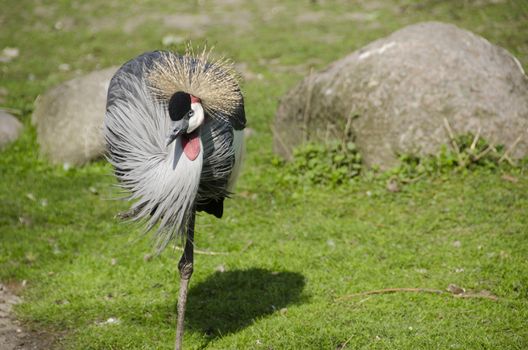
[{"x1": 168, "y1": 91, "x2": 191, "y2": 121}]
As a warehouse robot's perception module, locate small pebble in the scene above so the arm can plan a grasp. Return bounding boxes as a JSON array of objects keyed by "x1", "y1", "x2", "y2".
[
  {"x1": 447, "y1": 284, "x2": 465, "y2": 294},
  {"x1": 58, "y1": 63, "x2": 71, "y2": 71},
  {"x1": 386, "y1": 178, "x2": 400, "y2": 192},
  {"x1": 103, "y1": 317, "x2": 120, "y2": 325},
  {"x1": 0, "y1": 47, "x2": 19, "y2": 63},
  {"x1": 162, "y1": 35, "x2": 184, "y2": 46}
]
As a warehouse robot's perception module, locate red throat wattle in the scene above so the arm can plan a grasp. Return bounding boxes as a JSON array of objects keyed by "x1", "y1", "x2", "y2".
[
  {"x1": 181, "y1": 131, "x2": 201, "y2": 161},
  {"x1": 182, "y1": 95, "x2": 201, "y2": 160}
]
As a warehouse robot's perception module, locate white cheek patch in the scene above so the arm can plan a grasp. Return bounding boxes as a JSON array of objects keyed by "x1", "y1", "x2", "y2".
[{"x1": 187, "y1": 103, "x2": 204, "y2": 132}]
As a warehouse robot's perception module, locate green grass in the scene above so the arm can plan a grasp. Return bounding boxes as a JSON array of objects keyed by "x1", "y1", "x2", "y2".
[{"x1": 1, "y1": 0, "x2": 528, "y2": 349}]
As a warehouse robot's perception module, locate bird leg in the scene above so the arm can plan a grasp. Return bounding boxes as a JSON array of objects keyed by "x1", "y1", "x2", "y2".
[{"x1": 175, "y1": 214, "x2": 195, "y2": 350}]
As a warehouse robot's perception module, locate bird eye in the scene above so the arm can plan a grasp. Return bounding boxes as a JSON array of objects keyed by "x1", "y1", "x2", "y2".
[{"x1": 188, "y1": 110, "x2": 194, "y2": 117}]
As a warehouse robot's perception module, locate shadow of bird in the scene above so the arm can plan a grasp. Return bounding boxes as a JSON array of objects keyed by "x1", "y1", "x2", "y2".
[{"x1": 185, "y1": 268, "x2": 306, "y2": 337}]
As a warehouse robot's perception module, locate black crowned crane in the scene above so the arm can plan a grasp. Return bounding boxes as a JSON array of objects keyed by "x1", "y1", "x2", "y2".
[{"x1": 104, "y1": 49, "x2": 246, "y2": 350}]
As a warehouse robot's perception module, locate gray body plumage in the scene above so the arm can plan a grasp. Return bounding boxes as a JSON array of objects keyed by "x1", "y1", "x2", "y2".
[{"x1": 104, "y1": 51, "x2": 245, "y2": 251}]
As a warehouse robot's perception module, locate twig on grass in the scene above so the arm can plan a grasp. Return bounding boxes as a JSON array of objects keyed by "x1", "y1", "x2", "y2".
[
  {"x1": 337, "y1": 287, "x2": 443, "y2": 300},
  {"x1": 171, "y1": 240, "x2": 254, "y2": 256},
  {"x1": 302, "y1": 68, "x2": 315, "y2": 144},
  {"x1": 240, "y1": 240, "x2": 253, "y2": 253},
  {"x1": 337, "y1": 334, "x2": 355, "y2": 350},
  {"x1": 336, "y1": 287, "x2": 498, "y2": 301},
  {"x1": 400, "y1": 173, "x2": 427, "y2": 184},
  {"x1": 0, "y1": 107, "x2": 22, "y2": 115},
  {"x1": 340, "y1": 108, "x2": 358, "y2": 151},
  {"x1": 172, "y1": 245, "x2": 229, "y2": 256},
  {"x1": 473, "y1": 144, "x2": 494, "y2": 161},
  {"x1": 443, "y1": 118, "x2": 473, "y2": 168},
  {"x1": 443, "y1": 118, "x2": 461, "y2": 157},
  {"x1": 469, "y1": 127, "x2": 481, "y2": 152},
  {"x1": 270, "y1": 124, "x2": 293, "y2": 160},
  {"x1": 499, "y1": 134, "x2": 523, "y2": 164}
]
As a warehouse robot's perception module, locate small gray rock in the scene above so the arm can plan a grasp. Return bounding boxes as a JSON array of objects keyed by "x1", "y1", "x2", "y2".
[
  {"x1": 274, "y1": 22, "x2": 528, "y2": 169},
  {"x1": 32, "y1": 67, "x2": 118, "y2": 165},
  {"x1": 0, "y1": 110, "x2": 23, "y2": 149}
]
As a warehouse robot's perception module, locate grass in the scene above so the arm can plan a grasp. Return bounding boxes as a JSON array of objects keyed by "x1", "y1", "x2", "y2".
[{"x1": 1, "y1": 0, "x2": 528, "y2": 349}]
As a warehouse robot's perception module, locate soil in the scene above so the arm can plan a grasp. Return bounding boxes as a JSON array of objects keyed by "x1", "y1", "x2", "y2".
[{"x1": 0, "y1": 283, "x2": 56, "y2": 350}]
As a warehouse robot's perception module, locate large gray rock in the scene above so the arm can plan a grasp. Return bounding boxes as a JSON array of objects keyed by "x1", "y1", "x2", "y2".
[
  {"x1": 0, "y1": 110, "x2": 23, "y2": 149},
  {"x1": 274, "y1": 22, "x2": 528, "y2": 169},
  {"x1": 32, "y1": 67, "x2": 117, "y2": 165}
]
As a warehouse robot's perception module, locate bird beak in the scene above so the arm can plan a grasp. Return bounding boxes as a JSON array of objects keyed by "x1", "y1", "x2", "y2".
[{"x1": 166, "y1": 119, "x2": 189, "y2": 147}]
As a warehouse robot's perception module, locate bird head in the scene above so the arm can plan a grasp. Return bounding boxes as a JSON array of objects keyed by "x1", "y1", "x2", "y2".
[{"x1": 166, "y1": 91, "x2": 204, "y2": 147}]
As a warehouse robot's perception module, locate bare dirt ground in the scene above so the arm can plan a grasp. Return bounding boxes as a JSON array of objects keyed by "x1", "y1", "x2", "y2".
[{"x1": 0, "y1": 283, "x2": 55, "y2": 350}]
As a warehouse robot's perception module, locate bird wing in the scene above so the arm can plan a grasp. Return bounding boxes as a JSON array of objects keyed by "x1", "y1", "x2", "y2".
[{"x1": 195, "y1": 84, "x2": 246, "y2": 215}]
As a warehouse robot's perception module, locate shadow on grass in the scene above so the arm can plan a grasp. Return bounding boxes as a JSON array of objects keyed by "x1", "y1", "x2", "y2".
[{"x1": 186, "y1": 268, "x2": 305, "y2": 337}]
